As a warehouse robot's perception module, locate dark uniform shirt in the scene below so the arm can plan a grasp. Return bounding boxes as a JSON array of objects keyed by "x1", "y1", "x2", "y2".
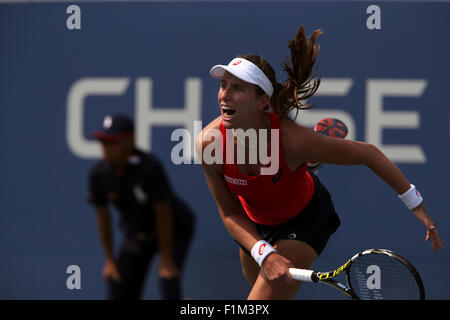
[{"x1": 88, "y1": 148, "x2": 190, "y2": 238}]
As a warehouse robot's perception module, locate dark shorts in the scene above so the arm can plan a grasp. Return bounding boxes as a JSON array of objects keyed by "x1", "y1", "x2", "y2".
[{"x1": 239, "y1": 170, "x2": 340, "y2": 257}]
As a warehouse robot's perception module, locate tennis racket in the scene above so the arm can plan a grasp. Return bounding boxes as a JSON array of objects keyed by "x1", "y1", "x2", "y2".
[{"x1": 289, "y1": 248, "x2": 425, "y2": 300}]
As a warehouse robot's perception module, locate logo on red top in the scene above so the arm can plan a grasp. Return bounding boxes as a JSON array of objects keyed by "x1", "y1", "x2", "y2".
[
  {"x1": 224, "y1": 175, "x2": 247, "y2": 186},
  {"x1": 258, "y1": 243, "x2": 266, "y2": 255},
  {"x1": 232, "y1": 60, "x2": 242, "y2": 66}
]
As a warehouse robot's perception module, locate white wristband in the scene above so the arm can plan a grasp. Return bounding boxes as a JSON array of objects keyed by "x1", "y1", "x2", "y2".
[
  {"x1": 251, "y1": 240, "x2": 277, "y2": 267},
  {"x1": 398, "y1": 184, "x2": 423, "y2": 210}
]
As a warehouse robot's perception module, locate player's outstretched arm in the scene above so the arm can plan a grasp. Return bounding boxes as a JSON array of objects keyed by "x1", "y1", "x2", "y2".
[{"x1": 285, "y1": 121, "x2": 443, "y2": 253}]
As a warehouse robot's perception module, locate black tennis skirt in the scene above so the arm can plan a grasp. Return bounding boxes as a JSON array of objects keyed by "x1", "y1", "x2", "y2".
[{"x1": 239, "y1": 170, "x2": 340, "y2": 256}]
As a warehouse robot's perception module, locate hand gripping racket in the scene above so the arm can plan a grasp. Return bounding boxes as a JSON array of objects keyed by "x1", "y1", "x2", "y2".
[{"x1": 289, "y1": 248, "x2": 425, "y2": 300}]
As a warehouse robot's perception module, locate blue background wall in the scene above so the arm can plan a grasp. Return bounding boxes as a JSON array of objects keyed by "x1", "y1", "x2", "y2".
[{"x1": 0, "y1": 1, "x2": 449, "y2": 299}]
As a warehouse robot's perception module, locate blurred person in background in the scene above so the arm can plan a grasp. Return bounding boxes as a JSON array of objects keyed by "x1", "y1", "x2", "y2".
[{"x1": 87, "y1": 113, "x2": 195, "y2": 300}]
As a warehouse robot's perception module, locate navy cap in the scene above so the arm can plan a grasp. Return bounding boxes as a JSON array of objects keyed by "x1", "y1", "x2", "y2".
[{"x1": 92, "y1": 114, "x2": 134, "y2": 142}]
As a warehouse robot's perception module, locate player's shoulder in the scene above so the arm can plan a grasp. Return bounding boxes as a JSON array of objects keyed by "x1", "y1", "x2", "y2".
[
  {"x1": 279, "y1": 115, "x2": 307, "y2": 131},
  {"x1": 279, "y1": 115, "x2": 314, "y2": 153},
  {"x1": 202, "y1": 115, "x2": 222, "y2": 135},
  {"x1": 196, "y1": 115, "x2": 222, "y2": 150},
  {"x1": 279, "y1": 115, "x2": 311, "y2": 138}
]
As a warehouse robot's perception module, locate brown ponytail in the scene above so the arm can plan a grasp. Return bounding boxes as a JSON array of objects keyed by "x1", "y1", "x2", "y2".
[{"x1": 239, "y1": 26, "x2": 322, "y2": 119}]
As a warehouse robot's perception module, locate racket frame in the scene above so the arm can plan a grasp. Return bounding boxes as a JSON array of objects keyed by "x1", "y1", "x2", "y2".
[{"x1": 290, "y1": 248, "x2": 425, "y2": 300}]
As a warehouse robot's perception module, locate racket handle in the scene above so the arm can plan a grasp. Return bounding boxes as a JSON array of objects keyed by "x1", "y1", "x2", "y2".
[{"x1": 289, "y1": 268, "x2": 315, "y2": 282}]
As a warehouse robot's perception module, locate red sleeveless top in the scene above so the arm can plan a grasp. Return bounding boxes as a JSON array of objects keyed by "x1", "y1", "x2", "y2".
[{"x1": 220, "y1": 112, "x2": 315, "y2": 225}]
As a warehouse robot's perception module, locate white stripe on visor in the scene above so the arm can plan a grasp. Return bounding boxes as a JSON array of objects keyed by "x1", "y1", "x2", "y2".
[{"x1": 210, "y1": 58, "x2": 274, "y2": 97}]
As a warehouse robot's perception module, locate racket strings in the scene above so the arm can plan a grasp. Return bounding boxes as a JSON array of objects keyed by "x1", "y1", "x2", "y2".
[{"x1": 348, "y1": 253, "x2": 423, "y2": 300}]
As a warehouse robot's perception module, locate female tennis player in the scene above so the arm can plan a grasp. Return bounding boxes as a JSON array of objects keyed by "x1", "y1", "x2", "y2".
[{"x1": 196, "y1": 26, "x2": 443, "y2": 300}]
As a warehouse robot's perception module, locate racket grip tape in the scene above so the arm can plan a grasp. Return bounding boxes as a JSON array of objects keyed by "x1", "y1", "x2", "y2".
[{"x1": 289, "y1": 268, "x2": 317, "y2": 282}]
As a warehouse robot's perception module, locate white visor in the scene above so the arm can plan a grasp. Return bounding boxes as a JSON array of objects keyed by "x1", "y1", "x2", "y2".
[{"x1": 210, "y1": 58, "x2": 274, "y2": 97}]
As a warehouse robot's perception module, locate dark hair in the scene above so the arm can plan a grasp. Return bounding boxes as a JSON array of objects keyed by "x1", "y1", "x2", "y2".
[{"x1": 238, "y1": 26, "x2": 322, "y2": 119}]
